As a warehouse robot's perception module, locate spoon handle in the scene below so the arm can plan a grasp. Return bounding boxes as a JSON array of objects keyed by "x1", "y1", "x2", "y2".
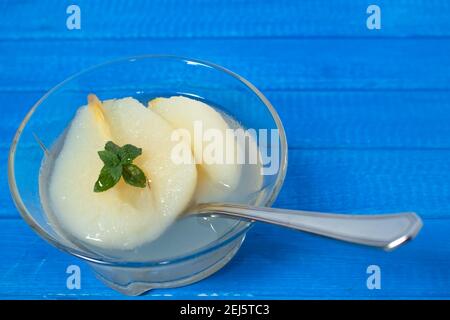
[{"x1": 193, "y1": 203, "x2": 423, "y2": 250}]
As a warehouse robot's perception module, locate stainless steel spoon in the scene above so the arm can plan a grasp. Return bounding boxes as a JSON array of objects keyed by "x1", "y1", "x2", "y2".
[{"x1": 189, "y1": 203, "x2": 423, "y2": 250}]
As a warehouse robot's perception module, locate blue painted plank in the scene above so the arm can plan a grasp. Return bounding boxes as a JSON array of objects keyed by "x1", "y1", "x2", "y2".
[
  {"x1": 0, "y1": 218, "x2": 448, "y2": 299},
  {"x1": 269, "y1": 91, "x2": 450, "y2": 149},
  {"x1": 1, "y1": 0, "x2": 450, "y2": 39},
  {"x1": 2, "y1": 39, "x2": 450, "y2": 91}
]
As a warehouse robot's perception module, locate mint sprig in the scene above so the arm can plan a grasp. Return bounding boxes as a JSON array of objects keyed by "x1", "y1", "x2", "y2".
[{"x1": 94, "y1": 141, "x2": 147, "y2": 192}]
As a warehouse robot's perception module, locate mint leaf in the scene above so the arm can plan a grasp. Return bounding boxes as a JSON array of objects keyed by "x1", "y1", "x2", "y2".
[
  {"x1": 122, "y1": 164, "x2": 147, "y2": 188},
  {"x1": 119, "y1": 144, "x2": 142, "y2": 164},
  {"x1": 105, "y1": 141, "x2": 122, "y2": 155},
  {"x1": 98, "y1": 150, "x2": 120, "y2": 167},
  {"x1": 94, "y1": 165, "x2": 122, "y2": 192}
]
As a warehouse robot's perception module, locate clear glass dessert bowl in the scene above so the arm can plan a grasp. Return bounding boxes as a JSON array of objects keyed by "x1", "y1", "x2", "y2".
[{"x1": 8, "y1": 55, "x2": 287, "y2": 296}]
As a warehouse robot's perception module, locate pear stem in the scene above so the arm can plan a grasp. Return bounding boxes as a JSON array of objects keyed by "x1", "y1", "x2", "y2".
[{"x1": 87, "y1": 93, "x2": 105, "y2": 121}]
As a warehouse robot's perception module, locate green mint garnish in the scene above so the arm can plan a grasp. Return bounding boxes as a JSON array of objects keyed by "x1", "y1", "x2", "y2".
[
  {"x1": 94, "y1": 141, "x2": 147, "y2": 192},
  {"x1": 122, "y1": 164, "x2": 148, "y2": 187}
]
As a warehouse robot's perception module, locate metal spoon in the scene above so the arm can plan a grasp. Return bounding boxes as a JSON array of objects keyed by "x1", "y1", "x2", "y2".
[{"x1": 189, "y1": 203, "x2": 423, "y2": 250}]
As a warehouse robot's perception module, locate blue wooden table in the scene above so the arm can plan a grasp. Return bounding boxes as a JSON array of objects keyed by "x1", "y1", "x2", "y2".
[{"x1": 1, "y1": 0, "x2": 450, "y2": 299}]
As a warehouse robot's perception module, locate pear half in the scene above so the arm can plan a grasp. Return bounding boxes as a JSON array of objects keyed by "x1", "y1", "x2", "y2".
[
  {"x1": 48, "y1": 96, "x2": 197, "y2": 250},
  {"x1": 148, "y1": 96, "x2": 242, "y2": 202}
]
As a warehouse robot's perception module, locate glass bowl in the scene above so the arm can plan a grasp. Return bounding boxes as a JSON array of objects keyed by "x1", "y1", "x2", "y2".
[{"x1": 8, "y1": 55, "x2": 287, "y2": 296}]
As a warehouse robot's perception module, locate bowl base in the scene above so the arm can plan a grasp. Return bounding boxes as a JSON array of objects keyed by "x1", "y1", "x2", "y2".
[{"x1": 90, "y1": 234, "x2": 246, "y2": 296}]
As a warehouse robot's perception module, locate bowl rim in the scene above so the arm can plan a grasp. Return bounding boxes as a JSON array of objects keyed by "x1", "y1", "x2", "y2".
[{"x1": 8, "y1": 54, "x2": 288, "y2": 267}]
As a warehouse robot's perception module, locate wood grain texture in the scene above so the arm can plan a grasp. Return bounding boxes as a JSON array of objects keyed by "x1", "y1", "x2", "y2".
[
  {"x1": 2, "y1": 39, "x2": 450, "y2": 91},
  {"x1": 1, "y1": 0, "x2": 450, "y2": 299},
  {"x1": 1, "y1": 0, "x2": 450, "y2": 39}
]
